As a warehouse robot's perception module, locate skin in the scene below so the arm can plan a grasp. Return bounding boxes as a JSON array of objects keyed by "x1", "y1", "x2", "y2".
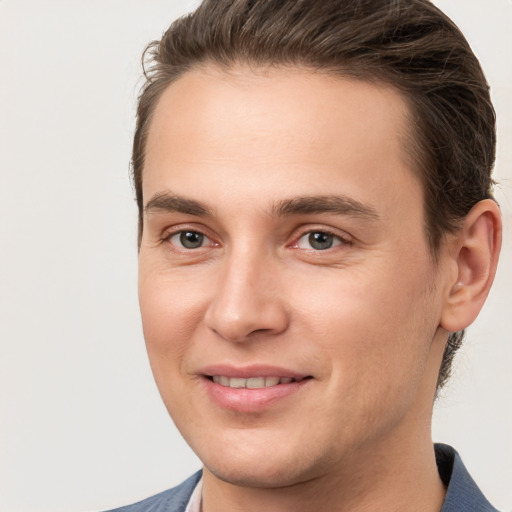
[{"x1": 138, "y1": 66, "x2": 501, "y2": 512}]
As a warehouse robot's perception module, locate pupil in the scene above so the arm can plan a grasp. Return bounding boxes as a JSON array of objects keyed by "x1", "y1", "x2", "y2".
[
  {"x1": 180, "y1": 231, "x2": 203, "y2": 248},
  {"x1": 309, "y1": 232, "x2": 333, "y2": 250}
]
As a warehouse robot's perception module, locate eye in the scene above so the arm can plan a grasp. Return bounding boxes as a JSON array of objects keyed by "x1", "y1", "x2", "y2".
[
  {"x1": 169, "y1": 230, "x2": 208, "y2": 249},
  {"x1": 296, "y1": 231, "x2": 345, "y2": 251}
]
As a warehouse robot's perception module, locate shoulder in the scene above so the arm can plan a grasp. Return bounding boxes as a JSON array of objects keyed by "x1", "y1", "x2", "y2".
[
  {"x1": 103, "y1": 471, "x2": 202, "y2": 512},
  {"x1": 436, "y1": 444, "x2": 499, "y2": 512}
]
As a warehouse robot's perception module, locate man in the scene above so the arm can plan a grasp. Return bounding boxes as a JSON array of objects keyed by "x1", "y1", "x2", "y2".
[{"x1": 109, "y1": 0, "x2": 502, "y2": 510}]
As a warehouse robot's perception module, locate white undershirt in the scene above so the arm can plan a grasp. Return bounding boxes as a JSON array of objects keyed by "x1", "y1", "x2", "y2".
[{"x1": 184, "y1": 477, "x2": 203, "y2": 512}]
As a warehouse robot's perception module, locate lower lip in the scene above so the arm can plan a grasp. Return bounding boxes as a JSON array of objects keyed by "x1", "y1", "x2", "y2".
[{"x1": 202, "y1": 377, "x2": 311, "y2": 413}]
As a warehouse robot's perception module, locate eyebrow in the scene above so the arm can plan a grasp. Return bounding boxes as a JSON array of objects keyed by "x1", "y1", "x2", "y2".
[
  {"x1": 144, "y1": 191, "x2": 379, "y2": 221},
  {"x1": 270, "y1": 195, "x2": 379, "y2": 220},
  {"x1": 145, "y1": 192, "x2": 212, "y2": 217}
]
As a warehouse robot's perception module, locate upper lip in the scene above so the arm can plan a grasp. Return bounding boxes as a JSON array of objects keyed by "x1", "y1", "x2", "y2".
[{"x1": 199, "y1": 364, "x2": 309, "y2": 380}]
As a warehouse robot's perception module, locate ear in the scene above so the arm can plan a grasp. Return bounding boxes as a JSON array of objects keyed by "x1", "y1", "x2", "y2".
[{"x1": 440, "y1": 199, "x2": 502, "y2": 333}]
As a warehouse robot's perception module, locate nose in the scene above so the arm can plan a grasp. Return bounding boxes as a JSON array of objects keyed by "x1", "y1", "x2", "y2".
[{"x1": 204, "y1": 250, "x2": 289, "y2": 343}]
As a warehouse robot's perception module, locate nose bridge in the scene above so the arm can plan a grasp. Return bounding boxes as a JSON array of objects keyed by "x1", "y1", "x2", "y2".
[{"x1": 205, "y1": 240, "x2": 287, "y2": 342}]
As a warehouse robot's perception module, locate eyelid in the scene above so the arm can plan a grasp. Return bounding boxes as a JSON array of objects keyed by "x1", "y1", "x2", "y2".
[
  {"x1": 162, "y1": 224, "x2": 219, "y2": 249},
  {"x1": 290, "y1": 226, "x2": 352, "y2": 249}
]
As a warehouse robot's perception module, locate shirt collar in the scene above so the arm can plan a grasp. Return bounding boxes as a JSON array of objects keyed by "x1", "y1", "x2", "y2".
[
  {"x1": 184, "y1": 476, "x2": 202, "y2": 512},
  {"x1": 436, "y1": 444, "x2": 498, "y2": 512}
]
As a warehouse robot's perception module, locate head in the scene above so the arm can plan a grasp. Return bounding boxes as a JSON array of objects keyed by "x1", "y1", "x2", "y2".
[
  {"x1": 134, "y1": 0, "x2": 501, "y2": 491},
  {"x1": 133, "y1": 0, "x2": 497, "y2": 391}
]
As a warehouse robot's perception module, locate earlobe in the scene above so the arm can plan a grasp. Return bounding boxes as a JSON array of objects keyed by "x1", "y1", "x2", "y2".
[{"x1": 440, "y1": 199, "x2": 502, "y2": 333}]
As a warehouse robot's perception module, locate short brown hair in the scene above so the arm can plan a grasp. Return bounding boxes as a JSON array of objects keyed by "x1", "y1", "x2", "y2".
[{"x1": 132, "y1": 0, "x2": 496, "y2": 389}]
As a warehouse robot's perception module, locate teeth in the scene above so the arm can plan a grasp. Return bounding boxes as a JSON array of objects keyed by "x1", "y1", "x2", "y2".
[
  {"x1": 247, "y1": 377, "x2": 265, "y2": 389},
  {"x1": 265, "y1": 376, "x2": 280, "y2": 387},
  {"x1": 211, "y1": 376, "x2": 296, "y2": 389},
  {"x1": 229, "y1": 377, "x2": 246, "y2": 388}
]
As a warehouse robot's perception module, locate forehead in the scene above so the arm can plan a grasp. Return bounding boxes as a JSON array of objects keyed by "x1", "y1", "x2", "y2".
[{"x1": 143, "y1": 65, "x2": 420, "y2": 218}]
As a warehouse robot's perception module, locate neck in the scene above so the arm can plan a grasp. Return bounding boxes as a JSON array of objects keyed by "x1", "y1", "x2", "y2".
[{"x1": 201, "y1": 435, "x2": 446, "y2": 512}]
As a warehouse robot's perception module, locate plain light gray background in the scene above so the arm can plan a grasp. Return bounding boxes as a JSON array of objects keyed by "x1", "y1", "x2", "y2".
[{"x1": 0, "y1": 1, "x2": 510, "y2": 511}]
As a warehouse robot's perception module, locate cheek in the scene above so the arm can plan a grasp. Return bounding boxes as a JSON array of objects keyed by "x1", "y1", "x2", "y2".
[
  {"x1": 290, "y1": 259, "x2": 437, "y2": 385},
  {"x1": 138, "y1": 265, "x2": 206, "y2": 372}
]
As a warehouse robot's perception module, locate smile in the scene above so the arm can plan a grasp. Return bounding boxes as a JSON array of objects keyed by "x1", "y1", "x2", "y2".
[
  {"x1": 210, "y1": 376, "x2": 297, "y2": 388},
  {"x1": 204, "y1": 374, "x2": 312, "y2": 412}
]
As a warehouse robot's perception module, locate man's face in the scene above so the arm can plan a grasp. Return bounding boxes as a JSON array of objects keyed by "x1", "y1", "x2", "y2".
[{"x1": 138, "y1": 66, "x2": 449, "y2": 487}]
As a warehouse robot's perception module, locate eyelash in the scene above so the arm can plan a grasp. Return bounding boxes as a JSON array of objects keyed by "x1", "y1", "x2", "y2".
[
  {"x1": 163, "y1": 228, "x2": 217, "y2": 250},
  {"x1": 293, "y1": 229, "x2": 351, "y2": 251}
]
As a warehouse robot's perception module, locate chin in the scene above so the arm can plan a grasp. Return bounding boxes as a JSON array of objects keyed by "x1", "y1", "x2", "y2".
[
  {"x1": 206, "y1": 461, "x2": 308, "y2": 489},
  {"x1": 198, "y1": 440, "x2": 333, "y2": 489}
]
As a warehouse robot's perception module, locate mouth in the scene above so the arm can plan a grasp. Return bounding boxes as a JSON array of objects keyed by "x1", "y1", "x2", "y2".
[
  {"x1": 207, "y1": 375, "x2": 309, "y2": 389},
  {"x1": 201, "y1": 370, "x2": 313, "y2": 412}
]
